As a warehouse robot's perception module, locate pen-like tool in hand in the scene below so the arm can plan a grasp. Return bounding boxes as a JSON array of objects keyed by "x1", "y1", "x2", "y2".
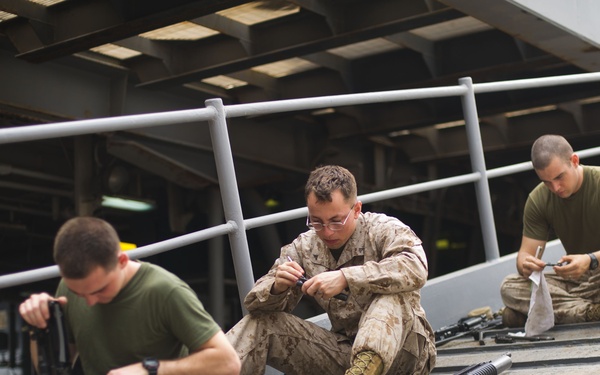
[
  {"x1": 287, "y1": 256, "x2": 348, "y2": 301},
  {"x1": 535, "y1": 245, "x2": 545, "y2": 260},
  {"x1": 545, "y1": 262, "x2": 568, "y2": 267}
]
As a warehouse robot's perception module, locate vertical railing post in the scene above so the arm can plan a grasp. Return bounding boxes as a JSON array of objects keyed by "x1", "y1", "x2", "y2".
[
  {"x1": 208, "y1": 188, "x2": 225, "y2": 327},
  {"x1": 459, "y1": 77, "x2": 500, "y2": 261},
  {"x1": 206, "y1": 98, "x2": 255, "y2": 314}
]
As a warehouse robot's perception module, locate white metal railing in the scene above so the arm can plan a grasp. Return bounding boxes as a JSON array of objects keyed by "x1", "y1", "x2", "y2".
[{"x1": 2, "y1": 72, "x2": 600, "y2": 316}]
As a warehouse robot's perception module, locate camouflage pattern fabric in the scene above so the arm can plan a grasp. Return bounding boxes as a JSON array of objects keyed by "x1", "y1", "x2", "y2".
[
  {"x1": 226, "y1": 212, "x2": 436, "y2": 375},
  {"x1": 501, "y1": 268, "x2": 600, "y2": 324}
]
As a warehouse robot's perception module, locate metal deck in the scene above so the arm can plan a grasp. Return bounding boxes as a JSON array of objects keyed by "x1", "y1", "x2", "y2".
[
  {"x1": 422, "y1": 242, "x2": 600, "y2": 373},
  {"x1": 433, "y1": 321, "x2": 600, "y2": 374}
]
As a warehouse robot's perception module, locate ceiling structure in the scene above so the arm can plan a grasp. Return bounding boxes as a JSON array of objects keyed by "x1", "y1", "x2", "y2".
[{"x1": 1, "y1": 0, "x2": 600, "y2": 304}]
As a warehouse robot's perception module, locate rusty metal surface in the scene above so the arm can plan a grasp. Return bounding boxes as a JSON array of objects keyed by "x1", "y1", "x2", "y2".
[{"x1": 433, "y1": 322, "x2": 600, "y2": 374}]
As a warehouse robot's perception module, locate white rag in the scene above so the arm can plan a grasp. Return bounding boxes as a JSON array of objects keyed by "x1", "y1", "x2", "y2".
[{"x1": 524, "y1": 270, "x2": 555, "y2": 336}]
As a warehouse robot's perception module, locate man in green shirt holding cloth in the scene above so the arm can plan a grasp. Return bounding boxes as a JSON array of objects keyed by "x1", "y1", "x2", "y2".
[{"x1": 501, "y1": 134, "x2": 600, "y2": 327}]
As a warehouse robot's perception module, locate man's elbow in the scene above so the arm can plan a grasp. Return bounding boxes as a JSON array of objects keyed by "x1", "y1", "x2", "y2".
[
  {"x1": 414, "y1": 265, "x2": 428, "y2": 289},
  {"x1": 220, "y1": 344, "x2": 241, "y2": 375},
  {"x1": 224, "y1": 354, "x2": 241, "y2": 375}
]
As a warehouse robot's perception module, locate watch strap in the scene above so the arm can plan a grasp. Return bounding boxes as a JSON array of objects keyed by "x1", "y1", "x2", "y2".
[{"x1": 588, "y1": 253, "x2": 598, "y2": 270}]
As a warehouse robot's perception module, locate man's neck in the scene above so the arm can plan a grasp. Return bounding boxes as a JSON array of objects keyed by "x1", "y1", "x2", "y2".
[
  {"x1": 122, "y1": 260, "x2": 141, "y2": 286},
  {"x1": 574, "y1": 164, "x2": 584, "y2": 194}
]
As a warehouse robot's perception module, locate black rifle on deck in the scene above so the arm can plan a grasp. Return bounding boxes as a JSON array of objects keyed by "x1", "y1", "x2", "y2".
[
  {"x1": 30, "y1": 301, "x2": 72, "y2": 375},
  {"x1": 435, "y1": 314, "x2": 503, "y2": 347},
  {"x1": 454, "y1": 353, "x2": 512, "y2": 375}
]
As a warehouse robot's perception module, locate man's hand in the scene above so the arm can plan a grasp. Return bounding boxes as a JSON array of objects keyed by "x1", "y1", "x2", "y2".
[
  {"x1": 271, "y1": 258, "x2": 305, "y2": 295},
  {"x1": 517, "y1": 236, "x2": 548, "y2": 278},
  {"x1": 302, "y1": 270, "x2": 348, "y2": 300},
  {"x1": 519, "y1": 255, "x2": 546, "y2": 279},
  {"x1": 19, "y1": 293, "x2": 68, "y2": 329},
  {"x1": 553, "y1": 254, "x2": 590, "y2": 280}
]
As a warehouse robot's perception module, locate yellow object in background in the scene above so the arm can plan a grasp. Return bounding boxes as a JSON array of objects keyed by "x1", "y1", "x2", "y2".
[{"x1": 120, "y1": 242, "x2": 137, "y2": 251}]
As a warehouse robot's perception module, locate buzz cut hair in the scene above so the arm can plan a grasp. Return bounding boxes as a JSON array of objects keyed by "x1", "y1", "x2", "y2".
[
  {"x1": 531, "y1": 134, "x2": 574, "y2": 170},
  {"x1": 53, "y1": 217, "x2": 121, "y2": 279},
  {"x1": 304, "y1": 165, "x2": 357, "y2": 204}
]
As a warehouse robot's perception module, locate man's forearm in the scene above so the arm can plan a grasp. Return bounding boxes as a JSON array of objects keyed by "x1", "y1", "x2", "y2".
[
  {"x1": 158, "y1": 351, "x2": 239, "y2": 375},
  {"x1": 151, "y1": 332, "x2": 240, "y2": 375},
  {"x1": 516, "y1": 253, "x2": 526, "y2": 276}
]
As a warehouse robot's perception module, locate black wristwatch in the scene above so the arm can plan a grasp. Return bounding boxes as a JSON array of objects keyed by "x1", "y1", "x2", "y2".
[
  {"x1": 142, "y1": 357, "x2": 159, "y2": 375},
  {"x1": 588, "y1": 253, "x2": 599, "y2": 270}
]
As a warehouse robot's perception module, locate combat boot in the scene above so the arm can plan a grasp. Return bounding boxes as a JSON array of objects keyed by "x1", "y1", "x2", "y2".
[
  {"x1": 501, "y1": 307, "x2": 527, "y2": 328},
  {"x1": 345, "y1": 350, "x2": 384, "y2": 375}
]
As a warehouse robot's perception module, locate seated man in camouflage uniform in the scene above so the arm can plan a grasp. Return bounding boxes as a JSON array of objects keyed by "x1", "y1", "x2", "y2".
[{"x1": 226, "y1": 165, "x2": 436, "y2": 375}]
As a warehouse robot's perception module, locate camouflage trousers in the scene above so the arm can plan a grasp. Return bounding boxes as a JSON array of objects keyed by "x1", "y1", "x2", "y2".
[
  {"x1": 501, "y1": 268, "x2": 600, "y2": 324},
  {"x1": 225, "y1": 295, "x2": 436, "y2": 375}
]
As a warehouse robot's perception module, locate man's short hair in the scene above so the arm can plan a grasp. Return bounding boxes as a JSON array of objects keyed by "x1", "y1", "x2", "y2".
[
  {"x1": 531, "y1": 134, "x2": 574, "y2": 170},
  {"x1": 53, "y1": 217, "x2": 121, "y2": 279},
  {"x1": 304, "y1": 165, "x2": 357, "y2": 203}
]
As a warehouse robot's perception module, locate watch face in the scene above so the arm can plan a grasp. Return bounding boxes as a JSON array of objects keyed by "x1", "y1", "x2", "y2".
[{"x1": 143, "y1": 358, "x2": 159, "y2": 373}]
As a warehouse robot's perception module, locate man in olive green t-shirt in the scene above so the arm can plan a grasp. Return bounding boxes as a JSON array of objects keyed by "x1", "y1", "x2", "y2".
[
  {"x1": 501, "y1": 134, "x2": 600, "y2": 327},
  {"x1": 19, "y1": 217, "x2": 241, "y2": 375}
]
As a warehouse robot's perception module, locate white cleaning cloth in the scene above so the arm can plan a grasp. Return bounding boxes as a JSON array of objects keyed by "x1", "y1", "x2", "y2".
[{"x1": 524, "y1": 270, "x2": 554, "y2": 336}]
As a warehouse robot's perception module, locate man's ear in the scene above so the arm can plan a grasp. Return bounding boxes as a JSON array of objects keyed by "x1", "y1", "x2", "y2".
[
  {"x1": 354, "y1": 201, "x2": 363, "y2": 216},
  {"x1": 571, "y1": 153, "x2": 580, "y2": 167},
  {"x1": 117, "y1": 252, "x2": 129, "y2": 268}
]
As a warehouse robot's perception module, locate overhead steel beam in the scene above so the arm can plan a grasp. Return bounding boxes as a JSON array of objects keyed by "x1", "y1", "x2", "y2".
[
  {"x1": 0, "y1": 0, "x2": 49, "y2": 23},
  {"x1": 8, "y1": 0, "x2": 250, "y2": 63},
  {"x1": 136, "y1": 8, "x2": 465, "y2": 88}
]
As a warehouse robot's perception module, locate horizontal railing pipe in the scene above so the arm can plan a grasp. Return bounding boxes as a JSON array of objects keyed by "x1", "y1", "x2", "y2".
[
  {"x1": 487, "y1": 145, "x2": 600, "y2": 179},
  {"x1": 0, "y1": 108, "x2": 216, "y2": 145},
  {"x1": 358, "y1": 173, "x2": 481, "y2": 204},
  {"x1": 487, "y1": 161, "x2": 533, "y2": 179},
  {"x1": 126, "y1": 222, "x2": 237, "y2": 260},
  {"x1": 244, "y1": 173, "x2": 482, "y2": 230},
  {"x1": 473, "y1": 71, "x2": 600, "y2": 94},
  {"x1": 1, "y1": 72, "x2": 599, "y2": 145},
  {"x1": 0, "y1": 222, "x2": 236, "y2": 289},
  {"x1": 244, "y1": 207, "x2": 308, "y2": 230},
  {"x1": 225, "y1": 86, "x2": 467, "y2": 118},
  {"x1": 576, "y1": 146, "x2": 600, "y2": 160},
  {"x1": 0, "y1": 265, "x2": 60, "y2": 290}
]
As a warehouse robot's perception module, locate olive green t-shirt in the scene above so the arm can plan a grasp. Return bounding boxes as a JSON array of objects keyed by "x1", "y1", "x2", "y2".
[
  {"x1": 523, "y1": 165, "x2": 600, "y2": 254},
  {"x1": 56, "y1": 262, "x2": 220, "y2": 375}
]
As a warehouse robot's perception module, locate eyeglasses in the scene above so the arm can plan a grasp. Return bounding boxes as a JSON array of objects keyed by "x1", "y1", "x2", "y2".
[{"x1": 306, "y1": 203, "x2": 356, "y2": 232}]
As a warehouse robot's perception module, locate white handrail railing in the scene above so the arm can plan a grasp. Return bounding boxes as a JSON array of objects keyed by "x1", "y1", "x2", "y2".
[{"x1": 2, "y1": 72, "x2": 600, "y2": 316}]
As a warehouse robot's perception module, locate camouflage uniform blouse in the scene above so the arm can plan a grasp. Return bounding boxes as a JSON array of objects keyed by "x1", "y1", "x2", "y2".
[{"x1": 244, "y1": 211, "x2": 429, "y2": 338}]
